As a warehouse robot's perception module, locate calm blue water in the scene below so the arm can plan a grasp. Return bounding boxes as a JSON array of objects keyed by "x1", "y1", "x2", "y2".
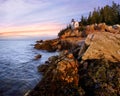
[{"x1": 0, "y1": 38, "x2": 58, "y2": 96}]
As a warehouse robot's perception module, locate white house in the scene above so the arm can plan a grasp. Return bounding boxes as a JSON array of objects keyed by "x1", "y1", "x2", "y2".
[
  {"x1": 71, "y1": 19, "x2": 79, "y2": 30},
  {"x1": 74, "y1": 21, "x2": 79, "y2": 28}
]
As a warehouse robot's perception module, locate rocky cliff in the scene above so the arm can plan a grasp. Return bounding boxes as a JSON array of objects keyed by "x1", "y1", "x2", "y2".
[
  {"x1": 34, "y1": 37, "x2": 83, "y2": 52},
  {"x1": 27, "y1": 31, "x2": 120, "y2": 96},
  {"x1": 58, "y1": 23, "x2": 120, "y2": 38},
  {"x1": 34, "y1": 23, "x2": 120, "y2": 52}
]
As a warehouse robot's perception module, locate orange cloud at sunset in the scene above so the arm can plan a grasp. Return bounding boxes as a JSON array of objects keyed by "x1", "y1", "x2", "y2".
[{"x1": 0, "y1": 22, "x2": 64, "y2": 38}]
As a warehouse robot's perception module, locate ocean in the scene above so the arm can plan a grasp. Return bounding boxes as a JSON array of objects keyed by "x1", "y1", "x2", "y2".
[{"x1": 0, "y1": 37, "x2": 58, "y2": 96}]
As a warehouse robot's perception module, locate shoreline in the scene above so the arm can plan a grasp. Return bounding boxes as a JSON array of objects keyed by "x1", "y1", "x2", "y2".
[{"x1": 27, "y1": 24, "x2": 120, "y2": 96}]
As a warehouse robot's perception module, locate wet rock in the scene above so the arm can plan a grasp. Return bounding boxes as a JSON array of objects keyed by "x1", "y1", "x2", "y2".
[
  {"x1": 34, "y1": 39, "x2": 59, "y2": 52},
  {"x1": 37, "y1": 64, "x2": 49, "y2": 73},
  {"x1": 34, "y1": 34, "x2": 83, "y2": 52},
  {"x1": 34, "y1": 54, "x2": 42, "y2": 60},
  {"x1": 36, "y1": 40, "x2": 43, "y2": 43}
]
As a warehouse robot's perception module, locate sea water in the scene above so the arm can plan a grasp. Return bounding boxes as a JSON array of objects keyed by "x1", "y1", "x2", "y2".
[{"x1": 0, "y1": 37, "x2": 58, "y2": 96}]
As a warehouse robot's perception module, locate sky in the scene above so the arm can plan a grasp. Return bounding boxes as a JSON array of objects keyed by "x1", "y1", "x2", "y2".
[{"x1": 0, "y1": 0, "x2": 120, "y2": 38}]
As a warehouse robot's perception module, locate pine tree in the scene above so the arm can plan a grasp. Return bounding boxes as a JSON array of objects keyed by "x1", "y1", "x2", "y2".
[{"x1": 80, "y1": 2, "x2": 120, "y2": 25}]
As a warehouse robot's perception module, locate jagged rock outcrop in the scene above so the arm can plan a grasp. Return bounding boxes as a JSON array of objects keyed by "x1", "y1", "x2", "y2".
[
  {"x1": 58, "y1": 23, "x2": 120, "y2": 38},
  {"x1": 36, "y1": 40, "x2": 43, "y2": 44},
  {"x1": 60, "y1": 29, "x2": 82, "y2": 38},
  {"x1": 79, "y1": 32, "x2": 120, "y2": 62},
  {"x1": 34, "y1": 37, "x2": 82, "y2": 52},
  {"x1": 85, "y1": 23, "x2": 120, "y2": 35},
  {"x1": 28, "y1": 51, "x2": 85, "y2": 96},
  {"x1": 35, "y1": 23, "x2": 120, "y2": 52},
  {"x1": 28, "y1": 32, "x2": 120, "y2": 96},
  {"x1": 34, "y1": 39, "x2": 60, "y2": 52}
]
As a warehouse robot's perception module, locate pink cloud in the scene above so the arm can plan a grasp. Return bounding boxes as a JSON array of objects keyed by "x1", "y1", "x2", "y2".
[{"x1": 0, "y1": 22, "x2": 65, "y2": 37}]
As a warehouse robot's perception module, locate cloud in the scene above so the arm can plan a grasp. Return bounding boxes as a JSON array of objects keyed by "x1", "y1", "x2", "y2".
[
  {"x1": 0, "y1": 0, "x2": 120, "y2": 37},
  {"x1": 0, "y1": 0, "x2": 119, "y2": 26},
  {"x1": 0, "y1": 0, "x2": 45, "y2": 23},
  {"x1": 0, "y1": 22, "x2": 65, "y2": 37}
]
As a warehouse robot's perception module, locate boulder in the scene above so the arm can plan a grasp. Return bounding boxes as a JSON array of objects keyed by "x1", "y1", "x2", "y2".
[
  {"x1": 36, "y1": 40, "x2": 43, "y2": 43},
  {"x1": 97, "y1": 23, "x2": 106, "y2": 31},
  {"x1": 81, "y1": 32, "x2": 120, "y2": 62},
  {"x1": 34, "y1": 54, "x2": 42, "y2": 60},
  {"x1": 113, "y1": 24, "x2": 120, "y2": 29},
  {"x1": 34, "y1": 39, "x2": 59, "y2": 52}
]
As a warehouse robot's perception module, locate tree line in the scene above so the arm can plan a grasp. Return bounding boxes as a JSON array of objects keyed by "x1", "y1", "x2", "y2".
[{"x1": 80, "y1": 2, "x2": 120, "y2": 25}]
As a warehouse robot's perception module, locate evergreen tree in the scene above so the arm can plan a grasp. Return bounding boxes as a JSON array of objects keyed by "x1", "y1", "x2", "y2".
[
  {"x1": 80, "y1": 2, "x2": 120, "y2": 25},
  {"x1": 81, "y1": 15, "x2": 87, "y2": 25},
  {"x1": 87, "y1": 12, "x2": 91, "y2": 24}
]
